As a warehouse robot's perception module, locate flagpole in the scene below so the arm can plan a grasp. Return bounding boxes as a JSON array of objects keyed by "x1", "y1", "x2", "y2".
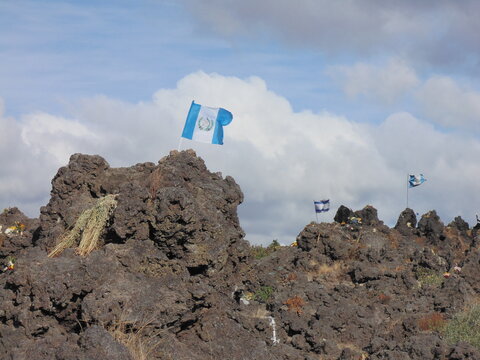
[
  {"x1": 178, "y1": 137, "x2": 183, "y2": 151},
  {"x1": 406, "y1": 174, "x2": 409, "y2": 209},
  {"x1": 315, "y1": 212, "x2": 319, "y2": 223}
]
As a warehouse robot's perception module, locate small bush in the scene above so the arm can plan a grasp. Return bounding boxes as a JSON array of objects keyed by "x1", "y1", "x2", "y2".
[
  {"x1": 443, "y1": 304, "x2": 480, "y2": 350},
  {"x1": 254, "y1": 286, "x2": 275, "y2": 303},
  {"x1": 415, "y1": 266, "x2": 444, "y2": 288},
  {"x1": 250, "y1": 240, "x2": 282, "y2": 259},
  {"x1": 418, "y1": 313, "x2": 446, "y2": 331},
  {"x1": 284, "y1": 296, "x2": 305, "y2": 314}
]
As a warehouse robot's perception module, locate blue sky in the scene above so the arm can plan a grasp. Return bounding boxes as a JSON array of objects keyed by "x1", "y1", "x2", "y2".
[{"x1": 1, "y1": 0, "x2": 480, "y2": 245}]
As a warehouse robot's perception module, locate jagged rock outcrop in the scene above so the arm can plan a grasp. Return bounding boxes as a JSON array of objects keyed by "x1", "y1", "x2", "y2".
[
  {"x1": 36, "y1": 150, "x2": 247, "y2": 274},
  {"x1": 1, "y1": 150, "x2": 480, "y2": 360},
  {"x1": 0, "y1": 207, "x2": 38, "y2": 254},
  {"x1": 395, "y1": 207, "x2": 417, "y2": 235},
  {"x1": 333, "y1": 205, "x2": 353, "y2": 223}
]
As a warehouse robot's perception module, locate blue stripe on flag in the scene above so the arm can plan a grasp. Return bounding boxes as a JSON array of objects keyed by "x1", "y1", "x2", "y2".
[
  {"x1": 314, "y1": 200, "x2": 330, "y2": 213},
  {"x1": 408, "y1": 174, "x2": 426, "y2": 188},
  {"x1": 212, "y1": 108, "x2": 233, "y2": 145},
  {"x1": 181, "y1": 101, "x2": 201, "y2": 140}
]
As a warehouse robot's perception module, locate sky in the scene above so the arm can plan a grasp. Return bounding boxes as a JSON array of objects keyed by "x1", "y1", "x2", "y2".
[{"x1": 1, "y1": 0, "x2": 480, "y2": 245}]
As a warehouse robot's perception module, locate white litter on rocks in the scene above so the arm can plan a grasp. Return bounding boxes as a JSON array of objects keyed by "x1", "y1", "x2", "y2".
[{"x1": 268, "y1": 316, "x2": 279, "y2": 345}]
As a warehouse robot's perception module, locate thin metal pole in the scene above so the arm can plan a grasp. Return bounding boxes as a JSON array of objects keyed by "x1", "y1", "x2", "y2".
[
  {"x1": 406, "y1": 174, "x2": 409, "y2": 209},
  {"x1": 178, "y1": 137, "x2": 183, "y2": 151}
]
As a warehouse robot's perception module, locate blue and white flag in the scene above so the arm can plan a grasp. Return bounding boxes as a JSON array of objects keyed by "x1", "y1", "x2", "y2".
[
  {"x1": 409, "y1": 174, "x2": 426, "y2": 188},
  {"x1": 314, "y1": 200, "x2": 330, "y2": 213},
  {"x1": 181, "y1": 101, "x2": 233, "y2": 145}
]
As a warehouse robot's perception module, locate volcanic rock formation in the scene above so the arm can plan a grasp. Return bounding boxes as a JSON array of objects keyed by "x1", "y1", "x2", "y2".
[{"x1": 0, "y1": 150, "x2": 479, "y2": 360}]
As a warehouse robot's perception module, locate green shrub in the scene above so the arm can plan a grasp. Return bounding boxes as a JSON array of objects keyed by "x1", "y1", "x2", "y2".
[
  {"x1": 254, "y1": 286, "x2": 275, "y2": 303},
  {"x1": 250, "y1": 240, "x2": 282, "y2": 259},
  {"x1": 443, "y1": 304, "x2": 480, "y2": 350},
  {"x1": 415, "y1": 266, "x2": 444, "y2": 288},
  {"x1": 268, "y1": 239, "x2": 281, "y2": 251}
]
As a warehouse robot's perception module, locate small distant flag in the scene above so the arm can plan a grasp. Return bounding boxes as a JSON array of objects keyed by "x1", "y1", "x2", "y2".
[
  {"x1": 181, "y1": 101, "x2": 233, "y2": 145},
  {"x1": 409, "y1": 174, "x2": 426, "y2": 188},
  {"x1": 314, "y1": 200, "x2": 330, "y2": 213}
]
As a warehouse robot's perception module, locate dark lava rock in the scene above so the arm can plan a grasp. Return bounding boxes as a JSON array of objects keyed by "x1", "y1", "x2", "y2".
[
  {"x1": 2, "y1": 150, "x2": 480, "y2": 360},
  {"x1": 395, "y1": 208, "x2": 417, "y2": 235},
  {"x1": 36, "y1": 150, "x2": 248, "y2": 274},
  {"x1": 0, "y1": 207, "x2": 38, "y2": 255},
  {"x1": 449, "y1": 216, "x2": 469, "y2": 233},
  {"x1": 334, "y1": 205, "x2": 353, "y2": 223},
  {"x1": 353, "y1": 205, "x2": 382, "y2": 226},
  {"x1": 79, "y1": 326, "x2": 132, "y2": 360},
  {"x1": 418, "y1": 210, "x2": 445, "y2": 241}
]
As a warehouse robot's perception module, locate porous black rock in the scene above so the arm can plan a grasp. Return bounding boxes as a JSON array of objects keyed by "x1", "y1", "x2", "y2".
[
  {"x1": 395, "y1": 208, "x2": 417, "y2": 235},
  {"x1": 1, "y1": 151, "x2": 480, "y2": 360},
  {"x1": 334, "y1": 205, "x2": 353, "y2": 223}
]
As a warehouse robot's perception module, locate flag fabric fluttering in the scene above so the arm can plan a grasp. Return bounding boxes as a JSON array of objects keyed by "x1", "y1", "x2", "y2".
[
  {"x1": 181, "y1": 101, "x2": 233, "y2": 145},
  {"x1": 314, "y1": 200, "x2": 330, "y2": 213},
  {"x1": 408, "y1": 174, "x2": 426, "y2": 188}
]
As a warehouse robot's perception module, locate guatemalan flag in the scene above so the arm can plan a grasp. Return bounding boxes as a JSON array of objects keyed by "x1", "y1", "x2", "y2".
[
  {"x1": 409, "y1": 174, "x2": 426, "y2": 188},
  {"x1": 314, "y1": 200, "x2": 330, "y2": 213},
  {"x1": 181, "y1": 101, "x2": 233, "y2": 145}
]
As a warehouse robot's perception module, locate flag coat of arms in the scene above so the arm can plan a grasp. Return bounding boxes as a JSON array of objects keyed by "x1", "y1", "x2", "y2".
[
  {"x1": 314, "y1": 200, "x2": 330, "y2": 213},
  {"x1": 409, "y1": 174, "x2": 426, "y2": 188},
  {"x1": 181, "y1": 101, "x2": 233, "y2": 145}
]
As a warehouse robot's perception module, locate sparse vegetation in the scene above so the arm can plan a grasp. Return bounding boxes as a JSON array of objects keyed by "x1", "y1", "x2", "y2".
[
  {"x1": 250, "y1": 239, "x2": 282, "y2": 259},
  {"x1": 306, "y1": 261, "x2": 344, "y2": 282},
  {"x1": 254, "y1": 286, "x2": 275, "y2": 303},
  {"x1": 106, "y1": 314, "x2": 162, "y2": 360},
  {"x1": 284, "y1": 296, "x2": 305, "y2": 314},
  {"x1": 443, "y1": 304, "x2": 480, "y2": 350},
  {"x1": 48, "y1": 195, "x2": 118, "y2": 257},
  {"x1": 415, "y1": 266, "x2": 444, "y2": 288},
  {"x1": 418, "y1": 313, "x2": 445, "y2": 331}
]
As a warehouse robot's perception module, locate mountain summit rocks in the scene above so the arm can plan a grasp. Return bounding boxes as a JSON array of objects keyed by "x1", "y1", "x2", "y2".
[
  {"x1": 37, "y1": 150, "x2": 247, "y2": 274},
  {"x1": 1, "y1": 150, "x2": 479, "y2": 359}
]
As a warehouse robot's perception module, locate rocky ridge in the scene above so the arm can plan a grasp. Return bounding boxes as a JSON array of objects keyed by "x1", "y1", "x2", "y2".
[{"x1": 1, "y1": 150, "x2": 480, "y2": 360}]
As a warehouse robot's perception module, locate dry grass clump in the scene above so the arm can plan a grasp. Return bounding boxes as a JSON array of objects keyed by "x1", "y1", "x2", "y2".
[
  {"x1": 307, "y1": 261, "x2": 344, "y2": 282},
  {"x1": 107, "y1": 315, "x2": 162, "y2": 360},
  {"x1": 48, "y1": 195, "x2": 117, "y2": 257}
]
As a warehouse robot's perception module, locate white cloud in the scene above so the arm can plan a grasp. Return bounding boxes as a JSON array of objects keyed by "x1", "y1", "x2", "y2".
[
  {"x1": 1, "y1": 73, "x2": 480, "y2": 245},
  {"x1": 0, "y1": 101, "x2": 61, "y2": 214},
  {"x1": 329, "y1": 59, "x2": 419, "y2": 104},
  {"x1": 20, "y1": 112, "x2": 99, "y2": 164},
  {"x1": 416, "y1": 76, "x2": 480, "y2": 132}
]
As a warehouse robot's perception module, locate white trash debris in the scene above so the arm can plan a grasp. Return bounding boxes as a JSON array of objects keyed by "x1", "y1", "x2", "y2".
[{"x1": 268, "y1": 316, "x2": 279, "y2": 345}]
